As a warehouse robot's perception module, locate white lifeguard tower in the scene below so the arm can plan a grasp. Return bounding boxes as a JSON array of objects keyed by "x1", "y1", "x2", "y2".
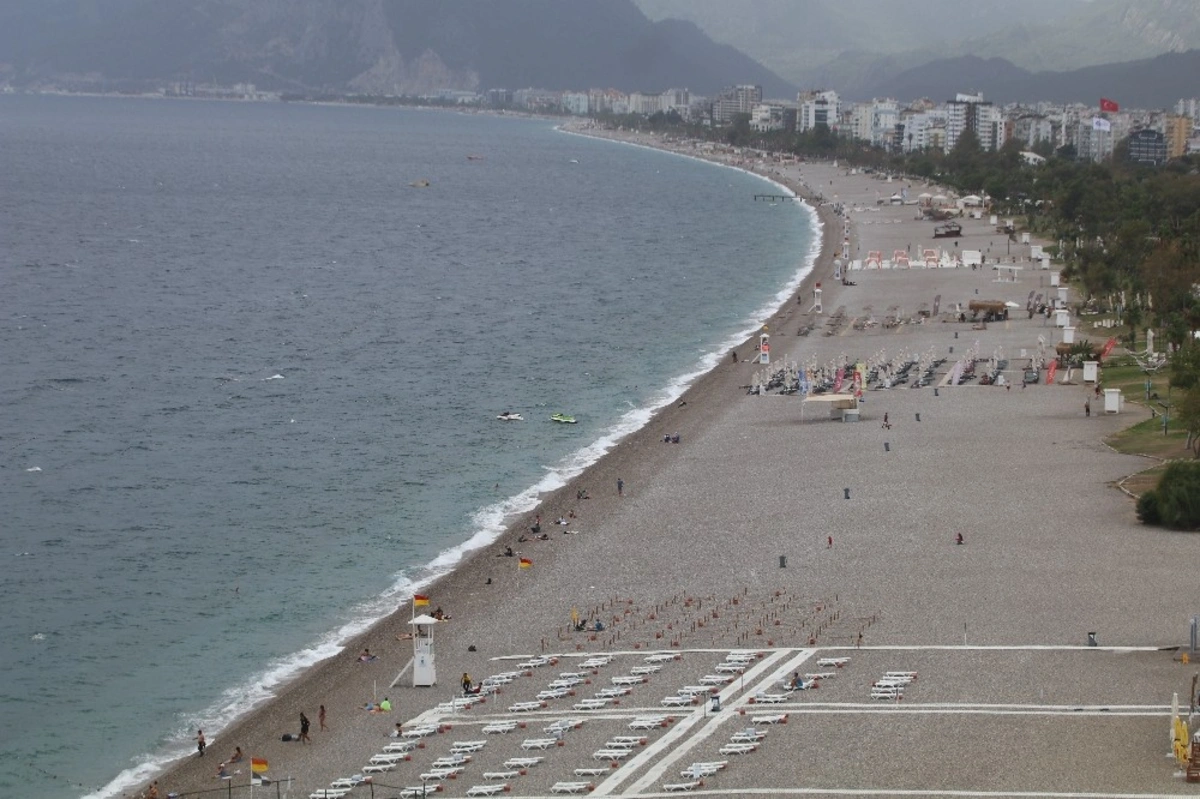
[
  {"x1": 410, "y1": 613, "x2": 439, "y2": 687},
  {"x1": 759, "y1": 329, "x2": 770, "y2": 365}
]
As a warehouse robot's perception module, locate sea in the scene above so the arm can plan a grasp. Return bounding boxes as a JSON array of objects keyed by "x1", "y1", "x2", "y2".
[{"x1": 0, "y1": 95, "x2": 817, "y2": 799}]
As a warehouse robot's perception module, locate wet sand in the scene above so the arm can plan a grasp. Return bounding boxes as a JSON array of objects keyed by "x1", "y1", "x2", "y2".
[{"x1": 144, "y1": 132, "x2": 1200, "y2": 799}]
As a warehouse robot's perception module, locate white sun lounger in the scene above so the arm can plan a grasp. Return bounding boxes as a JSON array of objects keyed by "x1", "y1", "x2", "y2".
[
  {"x1": 419, "y1": 768, "x2": 462, "y2": 781},
  {"x1": 483, "y1": 721, "x2": 518, "y2": 734},
  {"x1": 644, "y1": 653, "x2": 676, "y2": 663},
  {"x1": 681, "y1": 761, "x2": 727, "y2": 777},
  {"x1": 596, "y1": 687, "x2": 630, "y2": 699},
  {"x1": 360, "y1": 764, "x2": 395, "y2": 775},
  {"x1": 678, "y1": 685, "x2": 714, "y2": 696},
  {"x1": 401, "y1": 788, "x2": 442, "y2": 799},
  {"x1": 384, "y1": 741, "x2": 418, "y2": 753},
  {"x1": 714, "y1": 663, "x2": 746, "y2": 674},
  {"x1": 753, "y1": 693, "x2": 789, "y2": 704},
  {"x1": 503, "y1": 756, "x2": 544, "y2": 769},
  {"x1": 580, "y1": 657, "x2": 611, "y2": 668},
  {"x1": 661, "y1": 695, "x2": 694, "y2": 707},
  {"x1": 521, "y1": 738, "x2": 558, "y2": 750},
  {"x1": 467, "y1": 785, "x2": 507, "y2": 797},
  {"x1": 805, "y1": 672, "x2": 836, "y2": 681},
  {"x1": 509, "y1": 701, "x2": 545, "y2": 712},
  {"x1": 610, "y1": 675, "x2": 644, "y2": 686},
  {"x1": 885, "y1": 671, "x2": 918, "y2": 678},
  {"x1": 369, "y1": 753, "x2": 410, "y2": 765},
  {"x1": 663, "y1": 781, "x2": 701, "y2": 792},
  {"x1": 629, "y1": 715, "x2": 668, "y2": 729},
  {"x1": 545, "y1": 718, "x2": 584, "y2": 733},
  {"x1": 551, "y1": 782, "x2": 593, "y2": 794},
  {"x1": 432, "y1": 754, "x2": 471, "y2": 768},
  {"x1": 538, "y1": 688, "x2": 572, "y2": 700},
  {"x1": 607, "y1": 736, "x2": 647, "y2": 746},
  {"x1": 518, "y1": 656, "x2": 552, "y2": 669},
  {"x1": 559, "y1": 671, "x2": 586, "y2": 679},
  {"x1": 483, "y1": 771, "x2": 520, "y2": 781},
  {"x1": 310, "y1": 789, "x2": 351, "y2": 799},
  {"x1": 575, "y1": 767, "x2": 609, "y2": 777},
  {"x1": 730, "y1": 728, "x2": 767, "y2": 743},
  {"x1": 870, "y1": 689, "x2": 903, "y2": 700},
  {"x1": 718, "y1": 742, "x2": 758, "y2": 755},
  {"x1": 629, "y1": 665, "x2": 661, "y2": 675},
  {"x1": 699, "y1": 674, "x2": 734, "y2": 685},
  {"x1": 816, "y1": 657, "x2": 849, "y2": 668},
  {"x1": 751, "y1": 714, "x2": 788, "y2": 725},
  {"x1": 574, "y1": 698, "x2": 609, "y2": 710},
  {"x1": 549, "y1": 677, "x2": 583, "y2": 688},
  {"x1": 593, "y1": 748, "x2": 631, "y2": 760},
  {"x1": 329, "y1": 777, "x2": 365, "y2": 790},
  {"x1": 452, "y1": 741, "x2": 487, "y2": 754},
  {"x1": 401, "y1": 725, "x2": 439, "y2": 738}
]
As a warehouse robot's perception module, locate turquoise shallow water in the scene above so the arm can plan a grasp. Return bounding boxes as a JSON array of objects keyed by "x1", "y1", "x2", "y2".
[{"x1": 0, "y1": 96, "x2": 816, "y2": 798}]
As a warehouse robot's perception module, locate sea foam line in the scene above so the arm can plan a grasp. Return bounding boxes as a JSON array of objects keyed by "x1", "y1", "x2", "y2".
[{"x1": 85, "y1": 126, "x2": 822, "y2": 799}]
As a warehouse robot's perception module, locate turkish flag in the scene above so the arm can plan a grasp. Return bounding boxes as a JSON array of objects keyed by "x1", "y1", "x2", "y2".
[{"x1": 1100, "y1": 98, "x2": 1119, "y2": 112}]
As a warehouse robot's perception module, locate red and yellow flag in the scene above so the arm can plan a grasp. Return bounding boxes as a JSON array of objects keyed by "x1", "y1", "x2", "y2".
[
  {"x1": 413, "y1": 594, "x2": 430, "y2": 606},
  {"x1": 251, "y1": 758, "x2": 268, "y2": 774},
  {"x1": 518, "y1": 557, "x2": 532, "y2": 569}
]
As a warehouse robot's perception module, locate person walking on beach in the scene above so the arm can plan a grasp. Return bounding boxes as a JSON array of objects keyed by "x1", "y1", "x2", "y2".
[
  {"x1": 1084, "y1": 399, "x2": 1091, "y2": 417},
  {"x1": 955, "y1": 533, "x2": 964, "y2": 545},
  {"x1": 827, "y1": 536, "x2": 833, "y2": 548},
  {"x1": 318, "y1": 704, "x2": 327, "y2": 731},
  {"x1": 196, "y1": 729, "x2": 206, "y2": 757},
  {"x1": 617, "y1": 478, "x2": 624, "y2": 497},
  {"x1": 299, "y1": 712, "x2": 311, "y2": 744}
]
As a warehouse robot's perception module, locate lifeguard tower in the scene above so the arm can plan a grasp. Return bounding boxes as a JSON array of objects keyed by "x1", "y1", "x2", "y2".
[
  {"x1": 410, "y1": 613, "x2": 439, "y2": 687},
  {"x1": 759, "y1": 329, "x2": 770, "y2": 365}
]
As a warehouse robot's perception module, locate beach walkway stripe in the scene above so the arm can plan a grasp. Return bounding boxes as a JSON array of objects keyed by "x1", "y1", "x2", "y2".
[
  {"x1": 604, "y1": 787, "x2": 1195, "y2": 791},
  {"x1": 619, "y1": 649, "x2": 815, "y2": 797},
  {"x1": 590, "y1": 649, "x2": 803, "y2": 797}
]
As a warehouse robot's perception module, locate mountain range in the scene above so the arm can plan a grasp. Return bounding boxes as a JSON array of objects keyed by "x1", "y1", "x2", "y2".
[
  {"x1": 0, "y1": 0, "x2": 794, "y2": 97},
  {"x1": 635, "y1": 0, "x2": 1200, "y2": 99}
]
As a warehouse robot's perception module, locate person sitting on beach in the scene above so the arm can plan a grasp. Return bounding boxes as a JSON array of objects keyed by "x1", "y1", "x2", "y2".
[
  {"x1": 594, "y1": 620, "x2": 605, "y2": 632},
  {"x1": 517, "y1": 534, "x2": 529, "y2": 543},
  {"x1": 358, "y1": 648, "x2": 377, "y2": 663},
  {"x1": 503, "y1": 546, "x2": 514, "y2": 557},
  {"x1": 663, "y1": 434, "x2": 671, "y2": 443},
  {"x1": 379, "y1": 697, "x2": 392, "y2": 712},
  {"x1": 535, "y1": 533, "x2": 549, "y2": 541},
  {"x1": 576, "y1": 488, "x2": 589, "y2": 500},
  {"x1": 567, "y1": 509, "x2": 576, "y2": 520},
  {"x1": 433, "y1": 606, "x2": 447, "y2": 620},
  {"x1": 556, "y1": 516, "x2": 567, "y2": 525},
  {"x1": 228, "y1": 746, "x2": 243, "y2": 763},
  {"x1": 462, "y1": 672, "x2": 473, "y2": 694},
  {"x1": 390, "y1": 722, "x2": 404, "y2": 737},
  {"x1": 575, "y1": 621, "x2": 587, "y2": 632},
  {"x1": 215, "y1": 763, "x2": 231, "y2": 780},
  {"x1": 671, "y1": 433, "x2": 680, "y2": 443}
]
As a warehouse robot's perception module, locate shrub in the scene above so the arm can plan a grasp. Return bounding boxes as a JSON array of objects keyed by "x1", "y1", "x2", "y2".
[
  {"x1": 1136, "y1": 490, "x2": 1161, "y2": 525},
  {"x1": 1149, "y1": 462, "x2": 1200, "y2": 530}
]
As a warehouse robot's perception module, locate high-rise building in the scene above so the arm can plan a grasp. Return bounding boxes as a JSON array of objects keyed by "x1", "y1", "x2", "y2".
[
  {"x1": 944, "y1": 92, "x2": 1001, "y2": 152},
  {"x1": 797, "y1": 90, "x2": 840, "y2": 132},
  {"x1": 713, "y1": 85, "x2": 762, "y2": 124},
  {"x1": 1128, "y1": 129, "x2": 1167, "y2": 165},
  {"x1": 1165, "y1": 115, "x2": 1193, "y2": 159}
]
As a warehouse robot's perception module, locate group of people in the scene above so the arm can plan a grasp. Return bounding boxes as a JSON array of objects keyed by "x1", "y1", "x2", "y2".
[{"x1": 661, "y1": 432, "x2": 681, "y2": 443}]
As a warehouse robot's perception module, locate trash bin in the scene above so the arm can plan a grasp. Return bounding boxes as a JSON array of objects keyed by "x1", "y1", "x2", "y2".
[{"x1": 1087, "y1": 632, "x2": 1098, "y2": 647}]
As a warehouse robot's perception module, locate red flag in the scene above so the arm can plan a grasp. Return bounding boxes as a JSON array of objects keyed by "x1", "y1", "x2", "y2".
[
  {"x1": 1100, "y1": 98, "x2": 1119, "y2": 113},
  {"x1": 518, "y1": 557, "x2": 532, "y2": 569},
  {"x1": 251, "y1": 758, "x2": 268, "y2": 774},
  {"x1": 413, "y1": 594, "x2": 430, "y2": 606}
]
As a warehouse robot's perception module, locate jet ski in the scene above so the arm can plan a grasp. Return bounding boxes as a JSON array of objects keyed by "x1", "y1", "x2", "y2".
[
  {"x1": 550, "y1": 413, "x2": 577, "y2": 424},
  {"x1": 497, "y1": 411, "x2": 524, "y2": 421}
]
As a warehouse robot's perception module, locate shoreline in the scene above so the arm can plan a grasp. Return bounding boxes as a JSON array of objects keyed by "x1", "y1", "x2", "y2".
[{"x1": 102, "y1": 123, "x2": 838, "y2": 799}]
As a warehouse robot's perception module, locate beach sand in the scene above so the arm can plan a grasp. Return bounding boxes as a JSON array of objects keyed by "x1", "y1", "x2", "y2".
[{"x1": 145, "y1": 134, "x2": 1200, "y2": 798}]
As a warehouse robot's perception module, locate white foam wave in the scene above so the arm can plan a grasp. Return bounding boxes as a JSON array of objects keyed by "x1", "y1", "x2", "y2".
[{"x1": 87, "y1": 128, "x2": 823, "y2": 799}]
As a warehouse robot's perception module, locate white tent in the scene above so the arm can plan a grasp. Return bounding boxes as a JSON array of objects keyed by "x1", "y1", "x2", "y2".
[{"x1": 410, "y1": 614, "x2": 440, "y2": 626}]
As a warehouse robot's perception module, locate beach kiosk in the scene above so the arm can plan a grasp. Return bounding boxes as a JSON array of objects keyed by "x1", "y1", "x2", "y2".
[
  {"x1": 1083, "y1": 361, "x2": 1100, "y2": 384},
  {"x1": 1103, "y1": 388, "x2": 1123, "y2": 414},
  {"x1": 800, "y1": 393, "x2": 860, "y2": 422},
  {"x1": 410, "y1": 614, "x2": 439, "y2": 687}
]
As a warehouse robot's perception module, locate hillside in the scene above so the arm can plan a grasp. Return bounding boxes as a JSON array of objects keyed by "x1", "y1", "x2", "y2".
[
  {"x1": 0, "y1": 0, "x2": 795, "y2": 97},
  {"x1": 863, "y1": 50, "x2": 1200, "y2": 108}
]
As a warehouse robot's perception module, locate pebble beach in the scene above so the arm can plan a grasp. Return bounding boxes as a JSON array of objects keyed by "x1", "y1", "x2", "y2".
[{"x1": 142, "y1": 130, "x2": 1200, "y2": 799}]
